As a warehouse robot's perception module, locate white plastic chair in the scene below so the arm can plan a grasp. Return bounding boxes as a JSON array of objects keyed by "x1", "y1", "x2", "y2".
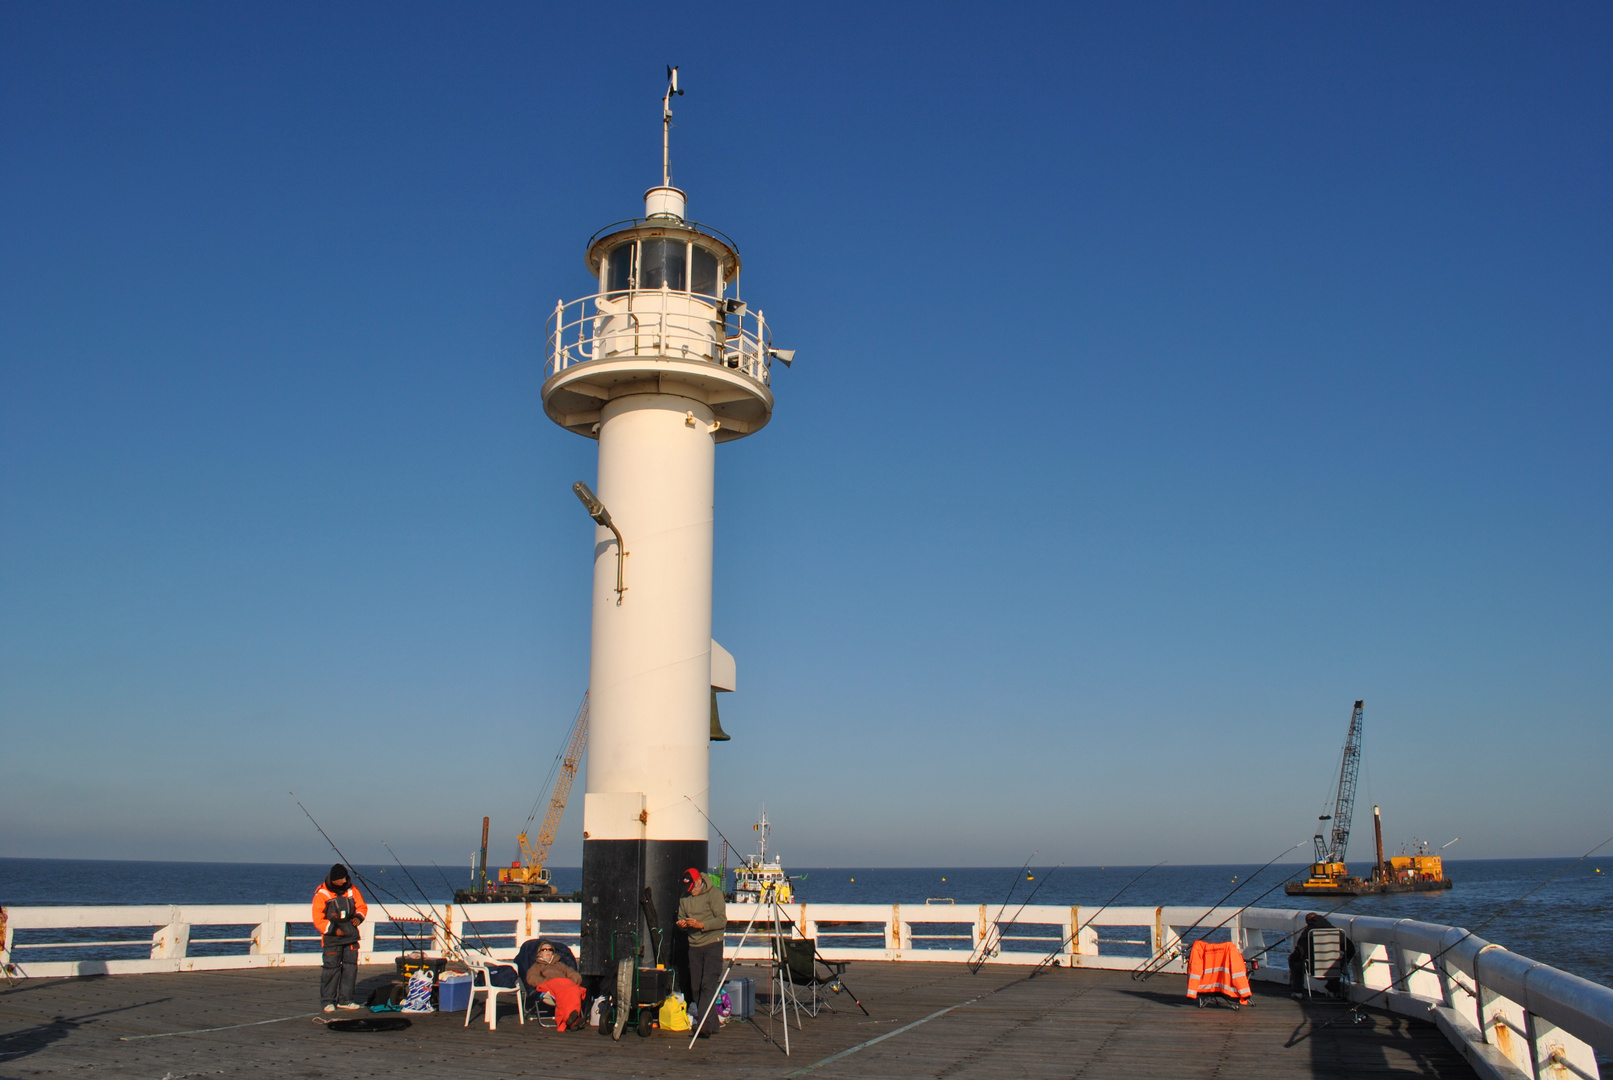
[{"x1": 461, "y1": 950, "x2": 525, "y2": 1030}]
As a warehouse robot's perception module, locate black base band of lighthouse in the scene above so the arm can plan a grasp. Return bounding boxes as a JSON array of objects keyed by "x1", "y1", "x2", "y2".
[{"x1": 580, "y1": 838, "x2": 707, "y2": 982}]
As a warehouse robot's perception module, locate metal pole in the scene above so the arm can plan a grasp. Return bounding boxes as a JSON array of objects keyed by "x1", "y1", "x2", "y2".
[
  {"x1": 551, "y1": 299, "x2": 564, "y2": 373},
  {"x1": 1374, "y1": 805, "x2": 1386, "y2": 884},
  {"x1": 477, "y1": 817, "x2": 490, "y2": 893}
]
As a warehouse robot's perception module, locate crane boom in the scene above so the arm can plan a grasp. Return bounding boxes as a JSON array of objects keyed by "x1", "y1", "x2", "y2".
[
  {"x1": 529, "y1": 692, "x2": 589, "y2": 870},
  {"x1": 1314, "y1": 700, "x2": 1364, "y2": 864},
  {"x1": 496, "y1": 692, "x2": 590, "y2": 898}
]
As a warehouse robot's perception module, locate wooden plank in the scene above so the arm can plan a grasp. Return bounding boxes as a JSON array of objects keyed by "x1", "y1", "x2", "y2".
[{"x1": 0, "y1": 961, "x2": 1475, "y2": 1078}]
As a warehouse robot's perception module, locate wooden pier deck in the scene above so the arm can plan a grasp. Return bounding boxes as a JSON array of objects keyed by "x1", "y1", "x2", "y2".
[{"x1": 0, "y1": 961, "x2": 1476, "y2": 1079}]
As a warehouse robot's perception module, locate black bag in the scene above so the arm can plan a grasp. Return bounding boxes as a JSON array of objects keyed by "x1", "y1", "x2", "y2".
[
  {"x1": 326, "y1": 1016, "x2": 412, "y2": 1033},
  {"x1": 366, "y1": 983, "x2": 406, "y2": 1008}
]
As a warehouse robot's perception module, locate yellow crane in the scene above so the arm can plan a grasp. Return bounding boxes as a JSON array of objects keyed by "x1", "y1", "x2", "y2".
[{"x1": 495, "y1": 693, "x2": 589, "y2": 900}]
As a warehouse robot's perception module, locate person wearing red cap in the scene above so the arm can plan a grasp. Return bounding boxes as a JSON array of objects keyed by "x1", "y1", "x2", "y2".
[{"x1": 674, "y1": 867, "x2": 727, "y2": 1037}]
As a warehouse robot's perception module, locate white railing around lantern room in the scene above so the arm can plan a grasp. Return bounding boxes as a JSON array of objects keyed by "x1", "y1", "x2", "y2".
[{"x1": 544, "y1": 290, "x2": 773, "y2": 387}]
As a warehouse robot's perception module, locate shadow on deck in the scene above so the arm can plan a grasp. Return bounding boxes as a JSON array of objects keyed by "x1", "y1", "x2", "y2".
[{"x1": 0, "y1": 961, "x2": 1475, "y2": 1078}]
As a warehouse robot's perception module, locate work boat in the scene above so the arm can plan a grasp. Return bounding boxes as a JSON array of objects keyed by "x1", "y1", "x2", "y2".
[
  {"x1": 1285, "y1": 701, "x2": 1455, "y2": 897},
  {"x1": 728, "y1": 811, "x2": 793, "y2": 904}
]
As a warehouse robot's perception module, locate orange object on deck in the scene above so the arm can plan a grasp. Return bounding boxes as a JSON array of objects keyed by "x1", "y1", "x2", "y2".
[
  {"x1": 1185, "y1": 940, "x2": 1252, "y2": 1003},
  {"x1": 534, "y1": 978, "x2": 587, "y2": 1030}
]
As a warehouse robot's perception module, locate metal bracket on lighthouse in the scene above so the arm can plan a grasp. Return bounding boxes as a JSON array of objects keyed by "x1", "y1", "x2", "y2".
[{"x1": 573, "y1": 481, "x2": 628, "y2": 603}]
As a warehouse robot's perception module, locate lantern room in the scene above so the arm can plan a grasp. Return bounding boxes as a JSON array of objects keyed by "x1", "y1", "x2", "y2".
[{"x1": 541, "y1": 185, "x2": 780, "y2": 443}]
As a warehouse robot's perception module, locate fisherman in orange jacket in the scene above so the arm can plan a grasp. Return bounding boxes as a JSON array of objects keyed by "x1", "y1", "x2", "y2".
[{"x1": 312, "y1": 864, "x2": 368, "y2": 1012}]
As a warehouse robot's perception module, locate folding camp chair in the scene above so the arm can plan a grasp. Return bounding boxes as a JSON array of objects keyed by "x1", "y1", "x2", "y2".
[
  {"x1": 773, "y1": 936, "x2": 869, "y2": 1017},
  {"x1": 1303, "y1": 927, "x2": 1349, "y2": 1000},
  {"x1": 513, "y1": 939, "x2": 582, "y2": 1028}
]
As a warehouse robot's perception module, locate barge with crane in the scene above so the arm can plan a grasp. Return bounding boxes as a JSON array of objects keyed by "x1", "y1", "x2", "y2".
[
  {"x1": 455, "y1": 694, "x2": 591, "y2": 903},
  {"x1": 1286, "y1": 700, "x2": 1454, "y2": 897}
]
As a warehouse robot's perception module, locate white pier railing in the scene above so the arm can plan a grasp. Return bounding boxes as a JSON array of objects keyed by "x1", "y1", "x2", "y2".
[
  {"x1": 5, "y1": 903, "x2": 1608, "y2": 1079},
  {"x1": 1241, "y1": 909, "x2": 1611, "y2": 1080},
  {"x1": 0, "y1": 902, "x2": 1204, "y2": 976}
]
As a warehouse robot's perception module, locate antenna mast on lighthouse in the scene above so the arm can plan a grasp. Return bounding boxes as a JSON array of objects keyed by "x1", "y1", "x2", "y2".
[{"x1": 662, "y1": 65, "x2": 682, "y2": 188}]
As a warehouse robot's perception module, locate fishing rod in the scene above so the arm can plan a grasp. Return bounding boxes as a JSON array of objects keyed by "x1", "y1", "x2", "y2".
[
  {"x1": 1286, "y1": 832, "x2": 1613, "y2": 1048},
  {"x1": 293, "y1": 792, "x2": 363, "y2": 878},
  {"x1": 1130, "y1": 845, "x2": 1306, "y2": 981},
  {"x1": 969, "y1": 864, "x2": 1062, "y2": 974},
  {"x1": 377, "y1": 859, "x2": 490, "y2": 961},
  {"x1": 365, "y1": 872, "x2": 430, "y2": 955},
  {"x1": 682, "y1": 794, "x2": 744, "y2": 866},
  {"x1": 379, "y1": 841, "x2": 454, "y2": 955},
  {"x1": 1236, "y1": 893, "x2": 1362, "y2": 974},
  {"x1": 1027, "y1": 860, "x2": 1165, "y2": 979},
  {"x1": 1143, "y1": 867, "x2": 1317, "y2": 980},
  {"x1": 1132, "y1": 840, "x2": 1308, "y2": 980},
  {"x1": 381, "y1": 842, "x2": 441, "y2": 916},
  {"x1": 427, "y1": 860, "x2": 493, "y2": 955},
  {"x1": 684, "y1": 795, "x2": 762, "y2": 903},
  {"x1": 291, "y1": 793, "x2": 440, "y2": 954},
  {"x1": 966, "y1": 852, "x2": 1037, "y2": 970},
  {"x1": 1003, "y1": 864, "x2": 1060, "y2": 927},
  {"x1": 294, "y1": 793, "x2": 497, "y2": 962}
]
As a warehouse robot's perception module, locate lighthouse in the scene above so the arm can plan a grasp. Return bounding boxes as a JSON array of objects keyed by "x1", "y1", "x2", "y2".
[{"x1": 541, "y1": 69, "x2": 788, "y2": 984}]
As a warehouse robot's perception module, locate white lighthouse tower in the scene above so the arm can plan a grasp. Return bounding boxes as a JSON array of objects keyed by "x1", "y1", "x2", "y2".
[{"x1": 541, "y1": 70, "x2": 787, "y2": 983}]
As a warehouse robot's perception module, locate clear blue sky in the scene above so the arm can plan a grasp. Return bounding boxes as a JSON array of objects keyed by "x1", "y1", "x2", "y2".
[{"x1": 3, "y1": 3, "x2": 1608, "y2": 870}]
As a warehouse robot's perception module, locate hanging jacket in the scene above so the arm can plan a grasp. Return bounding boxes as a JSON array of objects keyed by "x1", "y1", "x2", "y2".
[
  {"x1": 312, "y1": 881, "x2": 368, "y2": 947},
  {"x1": 1185, "y1": 940, "x2": 1251, "y2": 1002}
]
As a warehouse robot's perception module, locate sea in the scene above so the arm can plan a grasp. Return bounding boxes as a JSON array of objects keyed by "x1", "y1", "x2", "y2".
[{"x1": 3, "y1": 856, "x2": 1609, "y2": 989}]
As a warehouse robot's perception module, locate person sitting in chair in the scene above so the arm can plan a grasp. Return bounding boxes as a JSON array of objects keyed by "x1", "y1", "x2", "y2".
[
  {"x1": 1288, "y1": 912, "x2": 1356, "y2": 998},
  {"x1": 524, "y1": 940, "x2": 586, "y2": 1031}
]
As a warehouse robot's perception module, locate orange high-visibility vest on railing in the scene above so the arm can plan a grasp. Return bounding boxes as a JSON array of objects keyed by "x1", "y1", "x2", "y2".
[{"x1": 1185, "y1": 940, "x2": 1252, "y2": 1003}]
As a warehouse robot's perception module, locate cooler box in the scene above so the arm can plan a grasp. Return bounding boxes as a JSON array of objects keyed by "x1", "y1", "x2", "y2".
[
  {"x1": 724, "y1": 977, "x2": 755, "y2": 1019},
  {"x1": 437, "y1": 975, "x2": 472, "y2": 1013}
]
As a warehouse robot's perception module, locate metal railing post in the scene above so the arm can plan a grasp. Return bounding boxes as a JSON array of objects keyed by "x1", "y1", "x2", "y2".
[
  {"x1": 756, "y1": 310, "x2": 765, "y2": 379},
  {"x1": 551, "y1": 298, "x2": 564, "y2": 374}
]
